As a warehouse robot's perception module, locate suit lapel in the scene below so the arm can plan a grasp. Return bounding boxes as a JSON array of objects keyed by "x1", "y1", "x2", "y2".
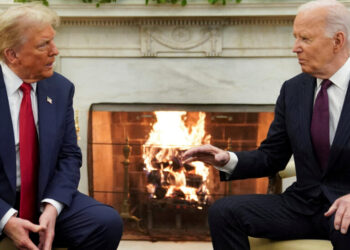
[
  {"x1": 36, "y1": 79, "x2": 56, "y2": 199},
  {"x1": 298, "y1": 75, "x2": 323, "y2": 176},
  {"x1": 0, "y1": 66, "x2": 17, "y2": 193},
  {"x1": 327, "y1": 80, "x2": 350, "y2": 174},
  {"x1": 299, "y1": 75, "x2": 317, "y2": 153}
]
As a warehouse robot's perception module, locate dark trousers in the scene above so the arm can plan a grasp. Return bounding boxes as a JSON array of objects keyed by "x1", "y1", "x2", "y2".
[
  {"x1": 52, "y1": 192, "x2": 123, "y2": 250},
  {"x1": 209, "y1": 194, "x2": 350, "y2": 250}
]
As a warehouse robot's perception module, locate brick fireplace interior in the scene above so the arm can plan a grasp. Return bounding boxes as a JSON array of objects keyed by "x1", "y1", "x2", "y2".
[{"x1": 88, "y1": 104, "x2": 274, "y2": 241}]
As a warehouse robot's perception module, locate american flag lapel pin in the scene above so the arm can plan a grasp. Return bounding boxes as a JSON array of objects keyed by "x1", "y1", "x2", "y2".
[{"x1": 47, "y1": 96, "x2": 53, "y2": 104}]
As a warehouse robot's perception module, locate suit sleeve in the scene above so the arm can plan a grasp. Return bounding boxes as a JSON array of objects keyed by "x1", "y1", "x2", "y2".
[
  {"x1": 224, "y1": 81, "x2": 293, "y2": 181},
  {"x1": 42, "y1": 85, "x2": 82, "y2": 207}
]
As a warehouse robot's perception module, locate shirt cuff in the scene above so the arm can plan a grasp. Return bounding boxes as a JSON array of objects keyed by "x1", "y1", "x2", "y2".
[
  {"x1": 213, "y1": 151, "x2": 238, "y2": 175},
  {"x1": 0, "y1": 208, "x2": 17, "y2": 235},
  {"x1": 41, "y1": 199, "x2": 64, "y2": 216}
]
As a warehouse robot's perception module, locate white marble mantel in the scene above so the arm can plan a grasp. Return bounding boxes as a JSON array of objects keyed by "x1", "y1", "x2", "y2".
[{"x1": 0, "y1": 0, "x2": 336, "y2": 194}]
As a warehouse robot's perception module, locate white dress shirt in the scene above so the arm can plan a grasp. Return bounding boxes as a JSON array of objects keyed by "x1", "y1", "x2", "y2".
[
  {"x1": 0, "y1": 61, "x2": 63, "y2": 232},
  {"x1": 217, "y1": 57, "x2": 350, "y2": 176}
]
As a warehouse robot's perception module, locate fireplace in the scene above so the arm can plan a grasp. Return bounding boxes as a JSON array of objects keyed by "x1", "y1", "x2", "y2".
[{"x1": 88, "y1": 103, "x2": 273, "y2": 240}]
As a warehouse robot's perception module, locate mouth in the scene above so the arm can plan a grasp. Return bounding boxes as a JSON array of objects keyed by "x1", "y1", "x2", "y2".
[
  {"x1": 46, "y1": 62, "x2": 55, "y2": 69},
  {"x1": 297, "y1": 58, "x2": 306, "y2": 64}
]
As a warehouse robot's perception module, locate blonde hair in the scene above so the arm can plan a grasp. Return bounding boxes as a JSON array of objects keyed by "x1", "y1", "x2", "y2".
[
  {"x1": 298, "y1": 0, "x2": 350, "y2": 45},
  {"x1": 0, "y1": 3, "x2": 60, "y2": 61}
]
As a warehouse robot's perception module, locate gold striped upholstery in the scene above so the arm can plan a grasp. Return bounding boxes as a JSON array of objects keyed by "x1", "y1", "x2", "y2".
[{"x1": 249, "y1": 237, "x2": 332, "y2": 250}]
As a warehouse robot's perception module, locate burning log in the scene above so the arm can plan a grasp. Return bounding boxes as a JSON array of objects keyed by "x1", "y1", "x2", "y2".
[
  {"x1": 147, "y1": 170, "x2": 161, "y2": 186},
  {"x1": 171, "y1": 156, "x2": 183, "y2": 172},
  {"x1": 155, "y1": 186, "x2": 167, "y2": 199},
  {"x1": 184, "y1": 163, "x2": 196, "y2": 172},
  {"x1": 196, "y1": 187, "x2": 208, "y2": 204},
  {"x1": 151, "y1": 158, "x2": 162, "y2": 169},
  {"x1": 171, "y1": 188, "x2": 186, "y2": 200},
  {"x1": 151, "y1": 158, "x2": 171, "y2": 170},
  {"x1": 186, "y1": 173, "x2": 203, "y2": 188},
  {"x1": 162, "y1": 171, "x2": 176, "y2": 186}
]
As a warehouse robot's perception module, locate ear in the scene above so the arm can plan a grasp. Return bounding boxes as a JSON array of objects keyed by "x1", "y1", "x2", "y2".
[
  {"x1": 3, "y1": 48, "x2": 18, "y2": 64},
  {"x1": 333, "y1": 31, "x2": 346, "y2": 52}
]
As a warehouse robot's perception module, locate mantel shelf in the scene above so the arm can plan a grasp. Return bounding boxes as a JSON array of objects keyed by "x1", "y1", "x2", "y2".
[{"x1": 0, "y1": 0, "x2": 336, "y2": 18}]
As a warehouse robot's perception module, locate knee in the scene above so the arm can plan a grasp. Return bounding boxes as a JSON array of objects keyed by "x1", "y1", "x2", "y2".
[
  {"x1": 209, "y1": 197, "x2": 234, "y2": 225},
  {"x1": 90, "y1": 206, "x2": 123, "y2": 249},
  {"x1": 329, "y1": 227, "x2": 350, "y2": 248},
  {"x1": 98, "y1": 207, "x2": 123, "y2": 241},
  {"x1": 208, "y1": 196, "x2": 245, "y2": 228}
]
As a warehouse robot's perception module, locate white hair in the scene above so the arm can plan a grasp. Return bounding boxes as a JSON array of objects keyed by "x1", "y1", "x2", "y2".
[
  {"x1": 298, "y1": 0, "x2": 350, "y2": 45},
  {"x1": 0, "y1": 3, "x2": 60, "y2": 60}
]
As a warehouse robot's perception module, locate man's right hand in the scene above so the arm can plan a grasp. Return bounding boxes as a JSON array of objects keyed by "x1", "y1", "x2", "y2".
[
  {"x1": 3, "y1": 216, "x2": 45, "y2": 250},
  {"x1": 182, "y1": 144, "x2": 230, "y2": 167}
]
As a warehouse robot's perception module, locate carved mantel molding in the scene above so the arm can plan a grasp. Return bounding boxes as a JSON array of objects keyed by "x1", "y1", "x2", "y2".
[{"x1": 0, "y1": 0, "x2": 304, "y2": 17}]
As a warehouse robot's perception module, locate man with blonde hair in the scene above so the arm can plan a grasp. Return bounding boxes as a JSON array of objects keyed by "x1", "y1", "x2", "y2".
[
  {"x1": 183, "y1": 0, "x2": 350, "y2": 249},
  {"x1": 0, "y1": 4, "x2": 122, "y2": 249}
]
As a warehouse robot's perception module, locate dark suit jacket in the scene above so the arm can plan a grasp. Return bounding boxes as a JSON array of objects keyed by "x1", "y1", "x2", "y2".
[
  {"x1": 224, "y1": 73, "x2": 350, "y2": 215},
  {"x1": 0, "y1": 65, "x2": 82, "y2": 219}
]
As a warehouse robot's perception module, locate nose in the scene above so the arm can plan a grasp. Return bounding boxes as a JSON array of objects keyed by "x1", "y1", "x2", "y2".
[
  {"x1": 292, "y1": 39, "x2": 302, "y2": 53},
  {"x1": 49, "y1": 40, "x2": 59, "y2": 56}
]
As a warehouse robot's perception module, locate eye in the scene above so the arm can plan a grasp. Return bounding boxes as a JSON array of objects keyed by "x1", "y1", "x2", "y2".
[
  {"x1": 301, "y1": 36, "x2": 311, "y2": 43},
  {"x1": 37, "y1": 41, "x2": 50, "y2": 50}
]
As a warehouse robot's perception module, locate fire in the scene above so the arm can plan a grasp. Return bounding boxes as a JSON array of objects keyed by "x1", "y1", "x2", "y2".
[{"x1": 143, "y1": 111, "x2": 211, "y2": 206}]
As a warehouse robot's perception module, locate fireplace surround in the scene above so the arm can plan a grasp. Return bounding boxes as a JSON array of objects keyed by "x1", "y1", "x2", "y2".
[{"x1": 88, "y1": 103, "x2": 274, "y2": 240}]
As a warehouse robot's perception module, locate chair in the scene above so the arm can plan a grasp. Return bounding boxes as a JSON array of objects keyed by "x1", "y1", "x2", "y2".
[
  {"x1": 0, "y1": 237, "x2": 67, "y2": 250},
  {"x1": 248, "y1": 160, "x2": 332, "y2": 250}
]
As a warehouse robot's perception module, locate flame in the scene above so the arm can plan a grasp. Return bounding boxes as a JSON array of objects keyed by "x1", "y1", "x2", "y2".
[{"x1": 143, "y1": 111, "x2": 211, "y2": 206}]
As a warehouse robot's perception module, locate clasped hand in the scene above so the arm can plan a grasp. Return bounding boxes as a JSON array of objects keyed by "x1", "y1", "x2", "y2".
[{"x1": 4, "y1": 203, "x2": 58, "y2": 250}]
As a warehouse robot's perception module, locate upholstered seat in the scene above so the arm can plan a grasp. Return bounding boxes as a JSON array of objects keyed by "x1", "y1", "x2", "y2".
[
  {"x1": 249, "y1": 237, "x2": 332, "y2": 250},
  {"x1": 249, "y1": 161, "x2": 332, "y2": 250}
]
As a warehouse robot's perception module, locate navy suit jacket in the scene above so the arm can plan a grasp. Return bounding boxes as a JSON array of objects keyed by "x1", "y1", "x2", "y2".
[
  {"x1": 0, "y1": 65, "x2": 82, "y2": 219},
  {"x1": 224, "y1": 73, "x2": 350, "y2": 215}
]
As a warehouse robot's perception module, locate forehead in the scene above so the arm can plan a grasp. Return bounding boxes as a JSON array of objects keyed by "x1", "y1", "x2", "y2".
[
  {"x1": 24, "y1": 24, "x2": 56, "y2": 42},
  {"x1": 293, "y1": 8, "x2": 327, "y2": 33}
]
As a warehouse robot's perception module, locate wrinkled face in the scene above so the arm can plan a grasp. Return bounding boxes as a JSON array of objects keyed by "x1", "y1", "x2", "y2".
[
  {"x1": 13, "y1": 24, "x2": 59, "y2": 82},
  {"x1": 292, "y1": 8, "x2": 336, "y2": 78}
]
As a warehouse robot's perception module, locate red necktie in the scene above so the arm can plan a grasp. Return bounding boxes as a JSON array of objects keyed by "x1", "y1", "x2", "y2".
[
  {"x1": 310, "y1": 79, "x2": 332, "y2": 170},
  {"x1": 19, "y1": 82, "x2": 38, "y2": 222}
]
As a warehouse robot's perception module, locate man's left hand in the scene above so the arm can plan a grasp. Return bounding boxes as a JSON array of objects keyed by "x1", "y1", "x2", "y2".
[
  {"x1": 38, "y1": 203, "x2": 58, "y2": 250},
  {"x1": 325, "y1": 194, "x2": 350, "y2": 234}
]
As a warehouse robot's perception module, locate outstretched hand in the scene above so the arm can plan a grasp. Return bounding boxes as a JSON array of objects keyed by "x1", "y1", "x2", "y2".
[
  {"x1": 182, "y1": 144, "x2": 230, "y2": 167},
  {"x1": 325, "y1": 193, "x2": 350, "y2": 235},
  {"x1": 4, "y1": 216, "x2": 45, "y2": 250}
]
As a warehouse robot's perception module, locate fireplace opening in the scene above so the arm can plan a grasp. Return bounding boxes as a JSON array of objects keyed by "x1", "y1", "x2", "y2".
[{"x1": 88, "y1": 104, "x2": 274, "y2": 241}]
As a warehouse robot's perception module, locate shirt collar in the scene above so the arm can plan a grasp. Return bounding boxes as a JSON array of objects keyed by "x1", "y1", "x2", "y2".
[
  {"x1": 317, "y1": 57, "x2": 350, "y2": 90},
  {"x1": 0, "y1": 61, "x2": 37, "y2": 96}
]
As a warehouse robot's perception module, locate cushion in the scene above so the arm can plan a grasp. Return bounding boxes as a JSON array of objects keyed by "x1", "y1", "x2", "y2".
[{"x1": 249, "y1": 237, "x2": 332, "y2": 250}]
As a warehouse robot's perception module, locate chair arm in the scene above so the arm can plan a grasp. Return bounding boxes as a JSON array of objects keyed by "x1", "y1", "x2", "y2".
[
  {"x1": 267, "y1": 159, "x2": 296, "y2": 194},
  {"x1": 278, "y1": 160, "x2": 296, "y2": 179}
]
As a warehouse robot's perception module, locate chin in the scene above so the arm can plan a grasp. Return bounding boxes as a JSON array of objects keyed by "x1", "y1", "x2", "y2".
[
  {"x1": 42, "y1": 70, "x2": 55, "y2": 79},
  {"x1": 300, "y1": 66, "x2": 312, "y2": 74}
]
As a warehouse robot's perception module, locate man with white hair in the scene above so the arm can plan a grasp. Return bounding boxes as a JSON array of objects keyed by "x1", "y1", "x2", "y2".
[
  {"x1": 183, "y1": 0, "x2": 350, "y2": 249},
  {"x1": 0, "y1": 4, "x2": 123, "y2": 250}
]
